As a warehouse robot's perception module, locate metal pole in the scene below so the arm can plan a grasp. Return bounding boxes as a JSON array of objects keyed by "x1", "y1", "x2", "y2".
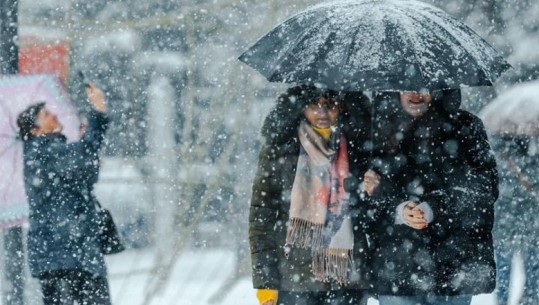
[
  {"x1": 0, "y1": 0, "x2": 25, "y2": 304},
  {"x1": 0, "y1": 0, "x2": 19, "y2": 74}
]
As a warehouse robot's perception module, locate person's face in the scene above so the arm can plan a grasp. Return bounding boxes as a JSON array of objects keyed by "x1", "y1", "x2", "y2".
[
  {"x1": 304, "y1": 96, "x2": 340, "y2": 128},
  {"x1": 32, "y1": 107, "x2": 62, "y2": 135},
  {"x1": 399, "y1": 91, "x2": 433, "y2": 118}
]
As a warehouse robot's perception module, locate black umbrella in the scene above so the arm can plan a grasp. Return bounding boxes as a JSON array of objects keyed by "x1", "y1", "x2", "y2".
[{"x1": 239, "y1": 0, "x2": 511, "y2": 91}]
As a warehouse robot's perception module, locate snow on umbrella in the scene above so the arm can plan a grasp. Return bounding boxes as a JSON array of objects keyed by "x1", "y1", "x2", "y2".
[
  {"x1": 239, "y1": 0, "x2": 511, "y2": 91},
  {"x1": 479, "y1": 80, "x2": 539, "y2": 136},
  {"x1": 0, "y1": 74, "x2": 80, "y2": 229}
]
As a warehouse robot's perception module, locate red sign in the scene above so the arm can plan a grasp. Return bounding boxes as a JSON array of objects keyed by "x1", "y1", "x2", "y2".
[{"x1": 19, "y1": 41, "x2": 69, "y2": 82}]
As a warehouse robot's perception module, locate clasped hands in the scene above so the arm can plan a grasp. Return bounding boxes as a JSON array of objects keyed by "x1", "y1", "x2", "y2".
[
  {"x1": 401, "y1": 201, "x2": 428, "y2": 230},
  {"x1": 363, "y1": 170, "x2": 428, "y2": 230}
]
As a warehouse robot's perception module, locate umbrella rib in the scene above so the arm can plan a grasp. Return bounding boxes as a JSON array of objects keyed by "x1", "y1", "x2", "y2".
[
  {"x1": 260, "y1": 21, "x2": 314, "y2": 80},
  {"x1": 406, "y1": 5, "x2": 496, "y2": 84},
  {"x1": 388, "y1": 5, "x2": 430, "y2": 89},
  {"x1": 270, "y1": 39, "x2": 308, "y2": 81},
  {"x1": 436, "y1": 18, "x2": 491, "y2": 85},
  {"x1": 265, "y1": 13, "x2": 332, "y2": 81},
  {"x1": 341, "y1": 20, "x2": 366, "y2": 85}
]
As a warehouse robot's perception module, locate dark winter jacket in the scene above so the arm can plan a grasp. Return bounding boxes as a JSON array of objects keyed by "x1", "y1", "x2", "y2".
[
  {"x1": 249, "y1": 88, "x2": 373, "y2": 292},
  {"x1": 368, "y1": 91, "x2": 499, "y2": 296},
  {"x1": 23, "y1": 110, "x2": 109, "y2": 278},
  {"x1": 491, "y1": 135, "x2": 539, "y2": 250}
]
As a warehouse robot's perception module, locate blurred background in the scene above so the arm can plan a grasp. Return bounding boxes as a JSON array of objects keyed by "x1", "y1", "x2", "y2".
[{"x1": 0, "y1": 0, "x2": 538, "y2": 304}]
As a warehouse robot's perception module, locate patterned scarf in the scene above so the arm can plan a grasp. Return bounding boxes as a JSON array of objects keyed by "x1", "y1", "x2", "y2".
[{"x1": 286, "y1": 120, "x2": 354, "y2": 284}]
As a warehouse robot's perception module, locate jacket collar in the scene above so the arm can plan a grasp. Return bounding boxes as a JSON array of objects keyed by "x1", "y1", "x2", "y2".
[{"x1": 30, "y1": 132, "x2": 67, "y2": 144}]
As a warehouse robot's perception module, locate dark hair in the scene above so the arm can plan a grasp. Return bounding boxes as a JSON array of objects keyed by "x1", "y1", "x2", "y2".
[
  {"x1": 17, "y1": 102, "x2": 45, "y2": 141},
  {"x1": 262, "y1": 85, "x2": 369, "y2": 145},
  {"x1": 282, "y1": 84, "x2": 349, "y2": 117}
]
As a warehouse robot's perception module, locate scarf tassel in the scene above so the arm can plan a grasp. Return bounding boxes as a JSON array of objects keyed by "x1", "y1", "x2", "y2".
[
  {"x1": 287, "y1": 218, "x2": 353, "y2": 285},
  {"x1": 313, "y1": 248, "x2": 354, "y2": 285},
  {"x1": 286, "y1": 218, "x2": 324, "y2": 250}
]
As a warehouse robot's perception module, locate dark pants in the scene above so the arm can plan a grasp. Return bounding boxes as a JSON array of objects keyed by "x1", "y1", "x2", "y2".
[
  {"x1": 278, "y1": 289, "x2": 367, "y2": 305},
  {"x1": 378, "y1": 295, "x2": 472, "y2": 305},
  {"x1": 39, "y1": 270, "x2": 111, "y2": 305}
]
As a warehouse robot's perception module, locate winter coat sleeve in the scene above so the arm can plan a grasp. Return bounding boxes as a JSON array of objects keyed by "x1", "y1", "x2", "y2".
[
  {"x1": 424, "y1": 112, "x2": 498, "y2": 236},
  {"x1": 47, "y1": 110, "x2": 109, "y2": 182},
  {"x1": 249, "y1": 143, "x2": 283, "y2": 289}
]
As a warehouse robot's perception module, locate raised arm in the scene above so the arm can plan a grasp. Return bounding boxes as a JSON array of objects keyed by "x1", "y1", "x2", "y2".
[{"x1": 47, "y1": 84, "x2": 109, "y2": 181}]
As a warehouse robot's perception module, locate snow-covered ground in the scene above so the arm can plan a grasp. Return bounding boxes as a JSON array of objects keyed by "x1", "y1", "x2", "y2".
[
  {"x1": 107, "y1": 248, "x2": 240, "y2": 305},
  {"x1": 103, "y1": 248, "x2": 524, "y2": 305},
  {"x1": 0, "y1": 245, "x2": 524, "y2": 304}
]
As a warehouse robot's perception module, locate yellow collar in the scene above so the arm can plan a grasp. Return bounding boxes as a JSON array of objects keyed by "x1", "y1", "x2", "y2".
[{"x1": 312, "y1": 126, "x2": 332, "y2": 141}]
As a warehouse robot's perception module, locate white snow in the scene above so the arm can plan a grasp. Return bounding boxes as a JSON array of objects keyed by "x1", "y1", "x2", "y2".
[
  {"x1": 133, "y1": 52, "x2": 186, "y2": 74},
  {"x1": 101, "y1": 247, "x2": 522, "y2": 305},
  {"x1": 0, "y1": 245, "x2": 525, "y2": 305},
  {"x1": 82, "y1": 31, "x2": 142, "y2": 56}
]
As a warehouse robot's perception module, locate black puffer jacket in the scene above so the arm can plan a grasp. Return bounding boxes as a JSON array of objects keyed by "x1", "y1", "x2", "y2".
[
  {"x1": 368, "y1": 90, "x2": 499, "y2": 296},
  {"x1": 248, "y1": 87, "x2": 373, "y2": 292},
  {"x1": 23, "y1": 110, "x2": 109, "y2": 278}
]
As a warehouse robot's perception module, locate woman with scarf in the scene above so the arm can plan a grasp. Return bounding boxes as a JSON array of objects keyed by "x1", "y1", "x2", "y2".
[{"x1": 249, "y1": 85, "x2": 372, "y2": 305}]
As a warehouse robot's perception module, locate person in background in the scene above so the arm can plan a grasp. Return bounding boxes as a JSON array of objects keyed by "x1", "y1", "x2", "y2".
[
  {"x1": 363, "y1": 89, "x2": 499, "y2": 305},
  {"x1": 17, "y1": 84, "x2": 111, "y2": 305},
  {"x1": 249, "y1": 85, "x2": 372, "y2": 305},
  {"x1": 491, "y1": 134, "x2": 539, "y2": 305}
]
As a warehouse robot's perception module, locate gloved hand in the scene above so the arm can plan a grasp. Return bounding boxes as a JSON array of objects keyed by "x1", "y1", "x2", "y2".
[{"x1": 256, "y1": 289, "x2": 278, "y2": 305}]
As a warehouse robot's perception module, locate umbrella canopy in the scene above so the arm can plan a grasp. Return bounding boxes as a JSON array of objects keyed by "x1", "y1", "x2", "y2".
[
  {"x1": 239, "y1": 0, "x2": 511, "y2": 91},
  {"x1": 479, "y1": 80, "x2": 539, "y2": 136},
  {"x1": 0, "y1": 74, "x2": 80, "y2": 229}
]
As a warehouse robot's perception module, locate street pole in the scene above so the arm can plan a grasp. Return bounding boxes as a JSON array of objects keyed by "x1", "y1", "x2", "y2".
[
  {"x1": 0, "y1": 0, "x2": 26, "y2": 305},
  {"x1": 0, "y1": 0, "x2": 19, "y2": 74}
]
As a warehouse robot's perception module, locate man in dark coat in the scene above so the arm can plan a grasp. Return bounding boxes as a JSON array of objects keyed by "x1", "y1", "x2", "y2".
[
  {"x1": 17, "y1": 84, "x2": 111, "y2": 305},
  {"x1": 364, "y1": 90, "x2": 499, "y2": 305},
  {"x1": 249, "y1": 86, "x2": 372, "y2": 305}
]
